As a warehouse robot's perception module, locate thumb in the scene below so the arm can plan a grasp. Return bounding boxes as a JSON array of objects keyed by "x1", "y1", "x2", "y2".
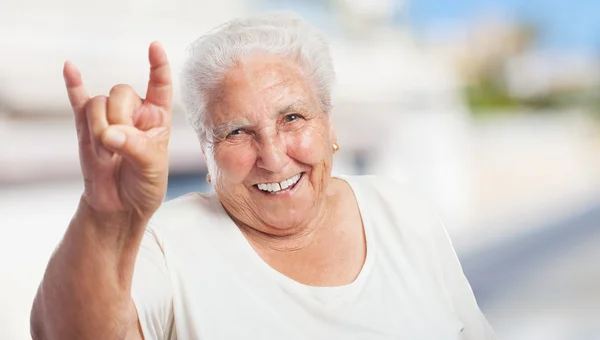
[{"x1": 102, "y1": 125, "x2": 164, "y2": 167}]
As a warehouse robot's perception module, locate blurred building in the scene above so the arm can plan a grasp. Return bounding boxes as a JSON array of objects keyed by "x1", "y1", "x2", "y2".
[{"x1": 505, "y1": 51, "x2": 600, "y2": 99}]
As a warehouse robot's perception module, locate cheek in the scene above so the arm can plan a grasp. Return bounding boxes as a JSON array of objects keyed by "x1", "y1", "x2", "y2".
[
  {"x1": 214, "y1": 146, "x2": 257, "y2": 182},
  {"x1": 287, "y1": 127, "x2": 330, "y2": 164}
]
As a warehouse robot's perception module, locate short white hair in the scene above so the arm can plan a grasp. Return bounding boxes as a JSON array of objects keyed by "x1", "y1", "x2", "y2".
[{"x1": 180, "y1": 11, "x2": 335, "y2": 143}]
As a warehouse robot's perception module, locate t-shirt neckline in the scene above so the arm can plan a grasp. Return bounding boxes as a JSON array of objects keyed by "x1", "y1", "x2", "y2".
[{"x1": 211, "y1": 175, "x2": 377, "y2": 304}]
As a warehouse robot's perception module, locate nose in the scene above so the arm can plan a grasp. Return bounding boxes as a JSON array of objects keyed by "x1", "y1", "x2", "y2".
[{"x1": 256, "y1": 134, "x2": 289, "y2": 173}]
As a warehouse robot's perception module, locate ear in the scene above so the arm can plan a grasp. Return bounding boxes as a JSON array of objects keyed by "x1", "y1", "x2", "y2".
[
  {"x1": 200, "y1": 137, "x2": 211, "y2": 169},
  {"x1": 200, "y1": 138, "x2": 218, "y2": 177},
  {"x1": 201, "y1": 141, "x2": 212, "y2": 169},
  {"x1": 327, "y1": 111, "x2": 337, "y2": 144}
]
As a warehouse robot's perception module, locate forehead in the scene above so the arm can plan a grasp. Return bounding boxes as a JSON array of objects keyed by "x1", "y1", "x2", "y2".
[{"x1": 207, "y1": 54, "x2": 318, "y2": 124}]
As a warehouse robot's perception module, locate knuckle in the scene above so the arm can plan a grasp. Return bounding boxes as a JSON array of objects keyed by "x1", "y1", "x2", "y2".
[
  {"x1": 87, "y1": 95, "x2": 108, "y2": 110},
  {"x1": 107, "y1": 85, "x2": 139, "y2": 125},
  {"x1": 109, "y1": 84, "x2": 135, "y2": 97}
]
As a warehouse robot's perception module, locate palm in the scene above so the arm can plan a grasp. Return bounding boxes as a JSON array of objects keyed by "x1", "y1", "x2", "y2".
[
  {"x1": 64, "y1": 42, "x2": 172, "y2": 218},
  {"x1": 114, "y1": 125, "x2": 169, "y2": 213}
]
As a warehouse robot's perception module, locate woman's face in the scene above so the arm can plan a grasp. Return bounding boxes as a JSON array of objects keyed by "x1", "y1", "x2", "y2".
[{"x1": 203, "y1": 54, "x2": 336, "y2": 233}]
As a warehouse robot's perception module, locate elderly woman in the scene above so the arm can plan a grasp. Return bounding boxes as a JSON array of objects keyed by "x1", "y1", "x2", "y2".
[{"x1": 31, "y1": 12, "x2": 495, "y2": 340}]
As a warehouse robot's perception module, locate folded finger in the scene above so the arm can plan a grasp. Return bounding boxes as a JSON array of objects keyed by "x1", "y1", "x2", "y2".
[
  {"x1": 86, "y1": 95, "x2": 111, "y2": 159},
  {"x1": 108, "y1": 84, "x2": 142, "y2": 126}
]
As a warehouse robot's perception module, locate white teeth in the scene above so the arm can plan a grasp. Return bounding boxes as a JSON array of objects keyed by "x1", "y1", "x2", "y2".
[{"x1": 257, "y1": 173, "x2": 302, "y2": 193}]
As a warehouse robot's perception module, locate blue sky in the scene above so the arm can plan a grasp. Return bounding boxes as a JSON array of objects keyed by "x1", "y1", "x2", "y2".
[{"x1": 408, "y1": 0, "x2": 600, "y2": 53}]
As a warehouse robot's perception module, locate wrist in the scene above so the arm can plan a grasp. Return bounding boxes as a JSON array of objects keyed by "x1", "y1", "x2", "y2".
[{"x1": 73, "y1": 196, "x2": 150, "y2": 246}]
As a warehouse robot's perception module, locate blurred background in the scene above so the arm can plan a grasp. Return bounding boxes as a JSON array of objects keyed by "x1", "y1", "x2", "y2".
[{"x1": 1, "y1": 0, "x2": 599, "y2": 339}]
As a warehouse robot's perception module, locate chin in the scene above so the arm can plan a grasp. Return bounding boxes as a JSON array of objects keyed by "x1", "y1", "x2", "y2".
[
  {"x1": 256, "y1": 202, "x2": 312, "y2": 229},
  {"x1": 254, "y1": 192, "x2": 319, "y2": 230}
]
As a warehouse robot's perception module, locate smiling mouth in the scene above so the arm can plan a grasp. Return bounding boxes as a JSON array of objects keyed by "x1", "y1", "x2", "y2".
[{"x1": 254, "y1": 172, "x2": 304, "y2": 195}]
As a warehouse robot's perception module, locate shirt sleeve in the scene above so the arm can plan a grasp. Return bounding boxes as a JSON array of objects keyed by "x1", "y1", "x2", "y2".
[
  {"x1": 387, "y1": 176, "x2": 496, "y2": 339},
  {"x1": 131, "y1": 225, "x2": 175, "y2": 340},
  {"x1": 430, "y1": 218, "x2": 497, "y2": 339}
]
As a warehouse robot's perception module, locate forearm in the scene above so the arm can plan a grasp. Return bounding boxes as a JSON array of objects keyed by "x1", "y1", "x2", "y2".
[{"x1": 31, "y1": 198, "x2": 148, "y2": 339}]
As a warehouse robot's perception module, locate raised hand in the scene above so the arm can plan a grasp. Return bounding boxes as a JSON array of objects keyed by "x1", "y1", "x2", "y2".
[
  {"x1": 64, "y1": 42, "x2": 172, "y2": 219},
  {"x1": 29, "y1": 42, "x2": 173, "y2": 340}
]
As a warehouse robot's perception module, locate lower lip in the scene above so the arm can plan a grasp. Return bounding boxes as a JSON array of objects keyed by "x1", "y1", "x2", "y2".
[{"x1": 254, "y1": 173, "x2": 304, "y2": 197}]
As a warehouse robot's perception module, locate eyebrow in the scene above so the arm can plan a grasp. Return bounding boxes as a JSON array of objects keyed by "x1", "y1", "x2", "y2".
[
  {"x1": 278, "y1": 100, "x2": 310, "y2": 115},
  {"x1": 211, "y1": 120, "x2": 253, "y2": 140}
]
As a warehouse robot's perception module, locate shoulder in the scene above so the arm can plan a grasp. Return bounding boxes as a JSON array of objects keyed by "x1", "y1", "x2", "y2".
[
  {"x1": 339, "y1": 174, "x2": 431, "y2": 211},
  {"x1": 342, "y1": 174, "x2": 446, "y2": 241},
  {"x1": 145, "y1": 191, "x2": 223, "y2": 239},
  {"x1": 156, "y1": 191, "x2": 216, "y2": 216},
  {"x1": 153, "y1": 191, "x2": 216, "y2": 221}
]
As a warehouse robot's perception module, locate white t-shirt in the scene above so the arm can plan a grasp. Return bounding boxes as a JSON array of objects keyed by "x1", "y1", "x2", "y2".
[{"x1": 132, "y1": 175, "x2": 495, "y2": 339}]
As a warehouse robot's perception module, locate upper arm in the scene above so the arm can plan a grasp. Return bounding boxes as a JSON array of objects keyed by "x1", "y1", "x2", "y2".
[
  {"x1": 131, "y1": 227, "x2": 175, "y2": 340},
  {"x1": 429, "y1": 219, "x2": 497, "y2": 339},
  {"x1": 371, "y1": 175, "x2": 496, "y2": 338}
]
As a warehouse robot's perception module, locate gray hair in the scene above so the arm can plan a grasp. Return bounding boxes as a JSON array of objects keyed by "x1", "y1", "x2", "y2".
[{"x1": 180, "y1": 11, "x2": 336, "y2": 144}]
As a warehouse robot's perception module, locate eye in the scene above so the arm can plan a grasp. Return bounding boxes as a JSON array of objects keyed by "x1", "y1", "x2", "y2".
[
  {"x1": 228, "y1": 129, "x2": 244, "y2": 137},
  {"x1": 284, "y1": 113, "x2": 302, "y2": 123}
]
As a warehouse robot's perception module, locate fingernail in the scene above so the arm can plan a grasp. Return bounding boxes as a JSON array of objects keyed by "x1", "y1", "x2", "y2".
[{"x1": 105, "y1": 129, "x2": 126, "y2": 148}]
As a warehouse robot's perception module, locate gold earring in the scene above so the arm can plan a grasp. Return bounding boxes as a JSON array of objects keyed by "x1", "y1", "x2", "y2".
[
  {"x1": 333, "y1": 142, "x2": 340, "y2": 154},
  {"x1": 206, "y1": 173, "x2": 212, "y2": 184}
]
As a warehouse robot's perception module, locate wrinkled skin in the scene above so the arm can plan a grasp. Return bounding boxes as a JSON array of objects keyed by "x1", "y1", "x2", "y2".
[
  {"x1": 204, "y1": 53, "x2": 337, "y2": 237},
  {"x1": 201, "y1": 53, "x2": 366, "y2": 287},
  {"x1": 30, "y1": 42, "x2": 171, "y2": 340}
]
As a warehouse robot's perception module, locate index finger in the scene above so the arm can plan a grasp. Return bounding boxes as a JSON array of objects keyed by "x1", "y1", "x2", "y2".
[
  {"x1": 145, "y1": 42, "x2": 173, "y2": 112},
  {"x1": 63, "y1": 61, "x2": 90, "y2": 114}
]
